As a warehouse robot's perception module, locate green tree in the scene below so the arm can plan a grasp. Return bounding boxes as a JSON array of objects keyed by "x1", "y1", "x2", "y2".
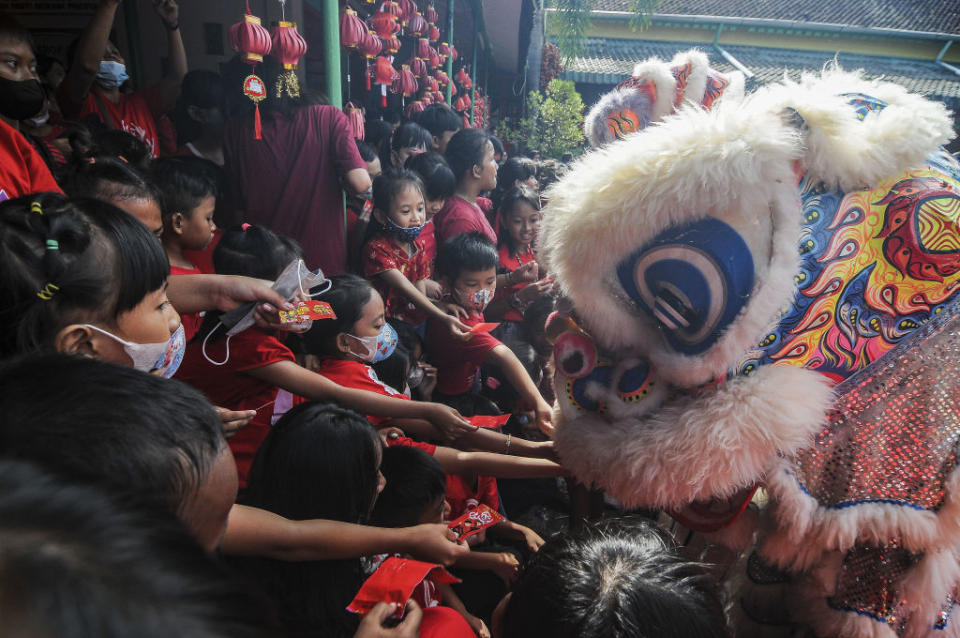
[
  {"x1": 519, "y1": 79, "x2": 585, "y2": 158},
  {"x1": 552, "y1": 0, "x2": 659, "y2": 62}
]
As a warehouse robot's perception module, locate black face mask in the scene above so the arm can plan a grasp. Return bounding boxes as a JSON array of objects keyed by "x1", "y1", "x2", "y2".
[{"x1": 0, "y1": 77, "x2": 45, "y2": 121}]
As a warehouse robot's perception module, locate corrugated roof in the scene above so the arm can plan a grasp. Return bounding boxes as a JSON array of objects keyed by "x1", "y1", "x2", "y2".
[
  {"x1": 591, "y1": 0, "x2": 960, "y2": 36},
  {"x1": 561, "y1": 38, "x2": 960, "y2": 101}
]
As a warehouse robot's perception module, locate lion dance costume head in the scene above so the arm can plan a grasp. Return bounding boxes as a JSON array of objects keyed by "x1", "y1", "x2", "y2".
[{"x1": 541, "y1": 49, "x2": 960, "y2": 637}]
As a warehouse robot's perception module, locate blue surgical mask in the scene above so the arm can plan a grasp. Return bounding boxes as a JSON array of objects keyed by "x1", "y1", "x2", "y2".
[
  {"x1": 348, "y1": 323, "x2": 398, "y2": 363},
  {"x1": 97, "y1": 61, "x2": 129, "y2": 88},
  {"x1": 382, "y1": 216, "x2": 424, "y2": 243}
]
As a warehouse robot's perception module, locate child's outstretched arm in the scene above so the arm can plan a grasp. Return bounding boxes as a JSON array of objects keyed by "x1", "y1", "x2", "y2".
[
  {"x1": 386, "y1": 418, "x2": 555, "y2": 458},
  {"x1": 222, "y1": 504, "x2": 467, "y2": 564},
  {"x1": 431, "y1": 446, "x2": 565, "y2": 478},
  {"x1": 453, "y1": 550, "x2": 520, "y2": 586},
  {"x1": 247, "y1": 360, "x2": 475, "y2": 440},
  {"x1": 376, "y1": 269, "x2": 471, "y2": 338},
  {"x1": 484, "y1": 344, "x2": 554, "y2": 436},
  {"x1": 489, "y1": 520, "x2": 546, "y2": 553}
]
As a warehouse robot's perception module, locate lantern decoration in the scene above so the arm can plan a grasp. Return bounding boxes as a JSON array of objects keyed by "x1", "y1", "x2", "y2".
[
  {"x1": 373, "y1": 56, "x2": 398, "y2": 107},
  {"x1": 229, "y1": 9, "x2": 272, "y2": 140},
  {"x1": 428, "y1": 47, "x2": 441, "y2": 70},
  {"x1": 381, "y1": 0, "x2": 402, "y2": 17},
  {"x1": 345, "y1": 102, "x2": 365, "y2": 140},
  {"x1": 454, "y1": 93, "x2": 471, "y2": 113},
  {"x1": 271, "y1": 21, "x2": 308, "y2": 99},
  {"x1": 425, "y1": 3, "x2": 438, "y2": 24},
  {"x1": 431, "y1": 90, "x2": 444, "y2": 104},
  {"x1": 359, "y1": 30, "x2": 382, "y2": 90},
  {"x1": 462, "y1": 113, "x2": 470, "y2": 129},
  {"x1": 383, "y1": 34, "x2": 401, "y2": 55},
  {"x1": 407, "y1": 11, "x2": 428, "y2": 37},
  {"x1": 449, "y1": 44, "x2": 458, "y2": 62},
  {"x1": 416, "y1": 37, "x2": 431, "y2": 59},
  {"x1": 428, "y1": 24, "x2": 440, "y2": 43},
  {"x1": 434, "y1": 69, "x2": 449, "y2": 86},
  {"x1": 409, "y1": 56, "x2": 427, "y2": 79},
  {"x1": 405, "y1": 99, "x2": 426, "y2": 118},
  {"x1": 438, "y1": 41, "x2": 451, "y2": 62},
  {"x1": 424, "y1": 75, "x2": 438, "y2": 93},
  {"x1": 449, "y1": 81, "x2": 457, "y2": 96},
  {"x1": 371, "y1": 11, "x2": 400, "y2": 39},
  {"x1": 456, "y1": 67, "x2": 472, "y2": 91},
  {"x1": 340, "y1": 8, "x2": 365, "y2": 51},
  {"x1": 398, "y1": 0, "x2": 416, "y2": 26},
  {"x1": 421, "y1": 93, "x2": 433, "y2": 105},
  {"x1": 391, "y1": 65, "x2": 418, "y2": 107}
]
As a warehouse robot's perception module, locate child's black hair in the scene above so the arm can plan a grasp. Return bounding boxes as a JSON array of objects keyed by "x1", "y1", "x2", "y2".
[
  {"x1": 151, "y1": 156, "x2": 219, "y2": 221},
  {"x1": 406, "y1": 152, "x2": 455, "y2": 202},
  {"x1": 490, "y1": 135, "x2": 505, "y2": 158},
  {"x1": 436, "y1": 230, "x2": 498, "y2": 282},
  {"x1": 414, "y1": 103, "x2": 462, "y2": 140},
  {"x1": 371, "y1": 167, "x2": 425, "y2": 217},
  {"x1": 444, "y1": 128, "x2": 491, "y2": 183},
  {"x1": 65, "y1": 156, "x2": 162, "y2": 207},
  {"x1": 494, "y1": 157, "x2": 537, "y2": 206},
  {"x1": 0, "y1": 193, "x2": 169, "y2": 357},
  {"x1": 213, "y1": 224, "x2": 303, "y2": 281},
  {"x1": 303, "y1": 274, "x2": 377, "y2": 358},
  {"x1": 0, "y1": 12, "x2": 35, "y2": 53},
  {"x1": 371, "y1": 342, "x2": 412, "y2": 393},
  {"x1": 371, "y1": 445, "x2": 446, "y2": 528},
  {"x1": 171, "y1": 69, "x2": 225, "y2": 145},
  {"x1": 501, "y1": 519, "x2": 730, "y2": 638},
  {"x1": 355, "y1": 139, "x2": 378, "y2": 163},
  {"x1": 364, "y1": 118, "x2": 393, "y2": 151},
  {"x1": 380, "y1": 121, "x2": 431, "y2": 170},
  {"x1": 90, "y1": 129, "x2": 152, "y2": 170},
  {"x1": 0, "y1": 354, "x2": 224, "y2": 519},
  {"x1": 497, "y1": 184, "x2": 541, "y2": 253}
]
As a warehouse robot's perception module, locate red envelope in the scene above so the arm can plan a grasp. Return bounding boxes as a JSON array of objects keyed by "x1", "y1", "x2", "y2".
[
  {"x1": 470, "y1": 322, "x2": 499, "y2": 333},
  {"x1": 278, "y1": 300, "x2": 337, "y2": 324},
  {"x1": 467, "y1": 414, "x2": 511, "y2": 429},
  {"x1": 347, "y1": 557, "x2": 460, "y2": 616},
  {"x1": 447, "y1": 503, "x2": 505, "y2": 541}
]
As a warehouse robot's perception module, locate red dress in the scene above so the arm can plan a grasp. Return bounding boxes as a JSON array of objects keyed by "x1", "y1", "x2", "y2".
[
  {"x1": 175, "y1": 327, "x2": 295, "y2": 486},
  {"x1": 426, "y1": 312, "x2": 501, "y2": 396},
  {"x1": 0, "y1": 119, "x2": 62, "y2": 202},
  {"x1": 433, "y1": 195, "x2": 497, "y2": 246},
  {"x1": 363, "y1": 235, "x2": 432, "y2": 325},
  {"x1": 493, "y1": 244, "x2": 538, "y2": 322},
  {"x1": 57, "y1": 84, "x2": 165, "y2": 158}
]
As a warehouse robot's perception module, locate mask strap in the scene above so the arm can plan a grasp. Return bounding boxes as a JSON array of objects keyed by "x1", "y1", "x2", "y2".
[
  {"x1": 84, "y1": 323, "x2": 134, "y2": 347},
  {"x1": 201, "y1": 321, "x2": 232, "y2": 366},
  {"x1": 297, "y1": 260, "x2": 332, "y2": 298}
]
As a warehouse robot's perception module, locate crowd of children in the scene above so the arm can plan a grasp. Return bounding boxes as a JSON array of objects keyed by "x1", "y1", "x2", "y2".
[{"x1": 0, "y1": 6, "x2": 732, "y2": 638}]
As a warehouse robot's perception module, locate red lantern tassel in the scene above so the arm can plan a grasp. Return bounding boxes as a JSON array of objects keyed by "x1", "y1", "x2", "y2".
[
  {"x1": 366, "y1": 61, "x2": 371, "y2": 90},
  {"x1": 254, "y1": 103, "x2": 262, "y2": 140}
]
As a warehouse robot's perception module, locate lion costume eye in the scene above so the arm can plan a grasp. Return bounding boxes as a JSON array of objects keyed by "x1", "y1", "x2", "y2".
[
  {"x1": 553, "y1": 331, "x2": 598, "y2": 379},
  {"x1": 615, "y1": 218, "x2": 755, "y2": 354}
]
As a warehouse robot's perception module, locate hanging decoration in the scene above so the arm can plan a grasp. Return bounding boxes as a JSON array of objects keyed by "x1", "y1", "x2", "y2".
[
  {"x1": 345, "y1": 102, "x2": 365, "y2": 140},
  {"x1": 381, "y1": 0, "x2": 402, "y2": 17},
  {"x1": 428, "y1": 46, "x2": 441, "y2": 70},
  {"x1": 383, "y1": 33, "x2": 401, "y2": 55},
  {"x1": 428, "y1": 24, "x2": 440, "y2": 43},
  {"x1": 405, "y1": 99, "x2": 426, "y2": 118},
  {"x1": 409, "y1": 56, "x2": 427, "y2": 80},
  {"x1": 425, "y1": 3, "x2": 438, "y2": 24},
  {"x1": 398, "y1": 0, "x2": 416, "y2": 26},
  {"x1": 340, "y1": 8, "x2": 366, "y2": 50},
  {"x1": 416, "y1": 37, "x2": 431, "y2": 59},
  {"x1": 434, "y1": 69, "x2": 449, "y2": 87},
  {"x1": 374, "y1": 56, "x2": 398, "y2": 107},
  {"x1": 456, "y1": 66, "x2": 472, "y2": 91},
  {"x1": 391, "y1": 64, "x2": 418, "y2": 107},
  {"x1": 371, "y1": 11, "x2": 400, "y2": 39},
  {"x1": 359, "y1": 29, "x2": 382, "y2": 91},
  {"x1": 454, "y1": 94, "x2": 471, "y2": 112},
  {"x1": 438, "y1": 41, "x2": 451, "y2": 62},
  {"x1": 270, "y1": 21, "x2": 308, "y2": 99},
  {"x1": 432, "y1": 90, "x2": 444, "y2": 104},
  {"x1": 449, "y1": 44, "x2": 458, "y2": 62},
  {"x1": 229, "y1": 5, "x2": 272, "y2": 140},
  {"x1": 407, "y1": 11, "x2": 427, "y2": 37}
]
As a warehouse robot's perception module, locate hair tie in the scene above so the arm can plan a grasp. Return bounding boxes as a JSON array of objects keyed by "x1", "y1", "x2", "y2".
[
  {"x1": 45, "y1": 239, "x2": 59, "y2": 251},
  {"x1": 36, "y1": 282, "x2": 60, "y2": 301},
  {"x1": 241, "y1": 223, "x2": 252, "y2": 231},
  {"x1": 117, "y1": 155, "x2": 128, "y2": 164},
  {"x1": 30, "y1": 201, "x2": 43, "y2": 215}
]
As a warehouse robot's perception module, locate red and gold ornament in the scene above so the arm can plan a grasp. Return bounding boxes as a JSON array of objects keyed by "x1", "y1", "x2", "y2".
[
  {"x1": 407, "y1": 11, "x2": 427, "y2": 37},
  {"x1": 373, "y1": 56, "x2": 398, "y2": 107},
  {"x1": 359, "y1": 30, "x2": 382, "y2": 90},
  {"x1": 340, "y1": 7, "x2": 365, "y2": 50},
  {"x1": 345, "y1": 102, "x2": 365, "y2": 140},
  {"x1": 229, "y1": 6, "x2": 272, "y2": 140},
  {"x1": 456, "y1": 66, "x2": 472, "y2": 91},
  {"x1": 270, "y1": 20, "x2": 307, "y2": 99}
]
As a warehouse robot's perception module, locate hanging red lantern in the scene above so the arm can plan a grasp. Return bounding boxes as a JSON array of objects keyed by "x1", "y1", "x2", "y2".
[
  {"x1": 437, "y1": 41, "x2": 451, "y2": 62},
  {"x1": 425, "y1": 75, "x2": 438, "y2": 93},
  {"x1": 407, "y1": 12, "x2": 427, "y2": 37},
  {"x1": 454, "y1": 94, "x2": 470, "y2": 112},
  {"x1": 371, "y1": 11, "x2": 400, "y2": 38},
  {"x1": 449, "y1": 81, "x2": 457, "y2": 96},
  {"x1": 345, "y1": 102, "x2": 365, "y2": 140},
  {"x1": 380, "y1": 0, "x2": 402, "y2": 17},
  {"x1": 415, "y1": 37, "x2": 431, "y2": 59},
  {"x1": 450, "y1": 44, "x2": 458, "y2": 62},
  {"x1": 462, "y1": 113, "x2": 470, "y2": 128},
  {"x1": 271, "y1": 21, "x2": 308, "y2": 99},
  {"x1": 421, "y1": 93, "x2": 433, "y2": 105},
  {"x1": 383, "y1": 34, "x2": 401, "y2": 55},
  {"x1": 455, "y1": 67, "x2": 472, "y2": 91},
  {"x1": 405, "y1": 99, "x2": 425, "y2": 118},
  {"x1": 425, "y1": 4, "x2": 438, "y2": 24},
  {"x1": 340, "y1": 8, "x2": 365, "y2": 51},
  {"x1": 434, "y1": 69, "x2": 449, "y2": 86},
  {"x1": 431, "y1": 90, "x2": 444, "y2": 103},
  {"x1": 398, "y1": 0, "x2": 416, "y2": 26},
  {"x1": 428, "y1": 24, "x2": 440, "y2": 43},
  {"x1": 398, "y1": 65, "x2": 418, "y2": 97},
  {"x1": 373, "y1": 56, "x2": 397, "y2": 107},
  {"x1": 409, "y1": 56, "x2": 427, "y2": 79},
  {"x1": 428, "y1": 46, "x2": 441, "y2": 69},
  {"x1": 359, "y1": 30, "x2": 382, "y2": 91},
  {"x1": 229, "y1": 10, "x2": 272, "y2": 140}
]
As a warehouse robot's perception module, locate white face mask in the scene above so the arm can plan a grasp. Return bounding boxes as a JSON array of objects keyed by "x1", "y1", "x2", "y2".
[
  {"x1": 202, "y1": 259, "x2": 330, "y2": 366},
  {"x1": 86, "y1": 324, "x2": 185, "y2": 378}
]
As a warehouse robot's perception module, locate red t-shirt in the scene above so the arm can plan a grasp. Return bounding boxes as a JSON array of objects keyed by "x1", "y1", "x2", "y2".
[
  {"x1": 223, "y1": 105, "x2": 367, "y2": 275},
  {"x1": 426, "y1": 312, "x2": 501, "y2": 396},
  {"x1": 363, "y1": 235, "x2": 432, "y2": 325},
  {"x1": 494, "y1": 244, "x2": 538, "y2": 322},
  {"x1": 314, "y1": 357, "x2": 408, "y2": 426},
  {"x1": 386, "y1": 435, "x2": 438, "y2": 456},
  {"x1": 420, "y1": 218, "x2": 438, "y2": 267},
  {"x1": 0, "y1": 119, "x2": 62, "y2": 202},
  {"x1": 445, "y1": 473, "x2": 499, "y2": 520},
  {"x1": 433, "y1": 195, "x2": 497, "y2": 246},
  {"x1": 175, "y1": 327, "x2": 295, "y2": 486},
  {"x1": 169, "y1": 264, "x2": 206, "y2": 342},
  {"x1": 57, "y1": 84, "x2": 165, "y2": 158}
]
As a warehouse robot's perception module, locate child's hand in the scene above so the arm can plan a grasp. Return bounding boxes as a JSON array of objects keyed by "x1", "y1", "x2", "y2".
[
  {"x1": 518, "y1": 278, "x2": 553, "y2": 304},
  {"x1": 302, "y1": 354, "x2": 321, "y2": 372},
  {"x1": 491, "y1": 552, "x2": 520, "y2": 585},
  {"x1": 354, "y1": 600, "x2": 422, "y2": 638},
  {"x1": 439, "y1": 300, "x2": 470, "y2": 320},
  {"x1": 215, "y1": 406, "x2": 255, "y2": 438},
  {"x1": 535, "y1": 399, "x2": 555, "y2": 437},
  {"x1": 403, "y1": 523, "x2": 469, "y2": 566},
  {"x1": 416, "y1": 363, "x2": 438, "y2": 400},
  {"x1": 377, "y1": 426, "x2": 407, "y2": 446},
  {"x1": 521, "y1": 526, "x2": 546, "y2": 553},
  {"x1": 513, "y1": 261, "x2": 539, "y2": 284},
  {"x1": 464, "y1": 613, "x2": 490, "y2": 638},
  {"x1": 425, "y1": 403, "x2": 477, "y2": 441},
  {"x1": 445, "y1": 314, "x2": 473, "y2": 340},
  {"x1": 422, "y1": 278, "x2": 444, "y2": 300}
]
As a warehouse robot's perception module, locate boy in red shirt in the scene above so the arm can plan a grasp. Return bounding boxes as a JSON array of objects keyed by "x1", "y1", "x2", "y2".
[{"x1": 426, "y1": 232, "x2": 554, "y2": 436}]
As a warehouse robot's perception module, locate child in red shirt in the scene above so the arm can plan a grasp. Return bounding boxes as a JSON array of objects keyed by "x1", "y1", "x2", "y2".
[
  {"x1": 176, "y1": 225, "x2": 476, "y2": 486},
  {"x1": 427, "y1": 232, "x2": 554, "y2": 436},
  {"x1": 362, "y1": 168, "x2": 469, "y2": 336},
  {"x1": 435, "y1": 129, "x2": 498, "y2": 246},
  {"x1": 152, "y1": 157, "x2": 218, "y2": 341},
  {"x1": 406, "y1": 152, "x2": 456, "y2": 271}
]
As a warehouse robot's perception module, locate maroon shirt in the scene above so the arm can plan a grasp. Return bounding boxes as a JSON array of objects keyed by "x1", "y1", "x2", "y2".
[
  {"x1": 433, "y1": 194, "x2": 497, "y2": 246},
  {"x1": 223, "y1": 105, "x2": 366, "y2": 274}
]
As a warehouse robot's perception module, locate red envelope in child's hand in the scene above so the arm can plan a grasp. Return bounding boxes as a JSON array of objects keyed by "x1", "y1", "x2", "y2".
[
  {"x1": 278, "y1": 300, "x2": 337, "y2": 324},
  {"x1": 347, "y1": 557, "x2": 460, "y2": 616},
  {"x1": 447, "y1": 503, "x2": 505, "y2": 541},
  {"x1": 470, "y1": 322, "x2": 499, "y2": 333},
  {"x1": 467, "y1": 414, "x2": 511, "y2": 429}
]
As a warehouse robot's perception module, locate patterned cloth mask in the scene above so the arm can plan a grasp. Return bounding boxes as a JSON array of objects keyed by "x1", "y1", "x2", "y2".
[
  {"x1": 382, "y1": 216, "x2": 424, "y2": 243},
  {"x1": 349, "y1": 322, "x2": 398, "y2": 363},
  {"x1": 455, "y1": 287, "x2": 494, "y2": 313},
  {"x1": 86, "y1": 323, "x2": 185, "y2": 378}
]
